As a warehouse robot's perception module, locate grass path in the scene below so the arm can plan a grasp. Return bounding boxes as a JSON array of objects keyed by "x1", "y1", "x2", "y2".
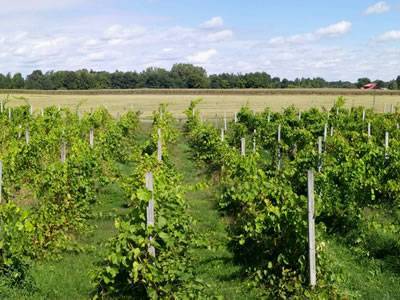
[{"x1": 170, "y1": 130, "x2": 264, "y2": 299}]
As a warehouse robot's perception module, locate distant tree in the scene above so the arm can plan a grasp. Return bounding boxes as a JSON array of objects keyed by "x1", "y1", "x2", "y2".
[
  {"x1": 356, "y1": 78, "x2": 371, "y2": 88},
  {"x1": 76, "y1": 69, "x2": 97, "y2": 89},
  {"x1": 0, "y1": 73, "x2": 13, "y2": 89},
  {"x1": 388, "y1": 80, "x2": 398, "y2": 90},
  {"x1": 91, "y1": 71, "x2": 111, "y2": 89},
  {"x1": 110, "y1": 71, "x2": 139, "y2": 89},
  {"x1": 271, "y1": 77, "x2": 281, "y2": 88},
  {"x1": 242, "y1": 72, "x2": 272, "y2": 88},
  {"x1": 0, "y1": 66, "x2": 397, "y2": 90},
  {"x1": 25, "y1": 70, "x2": 46, "y2": 89},
  {"x1": 170, "y1": 64, "x2": 209, "y2": 88},
  {"x1": 374, "y1": 80, "x2": 386, "y2": 89},
  {"x1": 12, "y1": 73, "x2": 24, "y2": 89},
  {"x1": 139, "y1": 67, "x2": 172, "y2": 88}
]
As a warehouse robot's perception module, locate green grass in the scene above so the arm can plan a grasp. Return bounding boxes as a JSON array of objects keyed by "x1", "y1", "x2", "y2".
[
  {"x1": 169, "y1": 131, "x2": 264, "y2": 299},
  {"x1": 326, "y1": 237, "x2": 400, "y2": 299}
]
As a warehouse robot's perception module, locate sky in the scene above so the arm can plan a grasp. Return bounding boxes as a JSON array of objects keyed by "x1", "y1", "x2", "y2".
[{"x1": 0, "y1": 0, "x2": 399, "y2": 81}]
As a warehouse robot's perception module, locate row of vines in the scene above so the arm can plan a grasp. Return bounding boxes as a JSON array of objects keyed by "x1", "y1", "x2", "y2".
[
  {"x1": 92, "y1": 105, "x2": 204, "y2": 298},
  {"x1": 184, "y1": 98, "x2": 400, "y2": 298},
  {"x1": 0, "y1": 104, "x2": 139, "y2": 290}
]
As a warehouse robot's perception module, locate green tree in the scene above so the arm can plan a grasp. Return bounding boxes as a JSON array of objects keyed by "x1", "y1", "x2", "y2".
[
  {"x1": 356, "y1": 77, "x2": 371, "y2": 88},
  {"x1": 170, "y1": 64, "x2": 209, "y2": 88},
  {"x1": 11, "y1": 73, "x2": 25, "y2": 89},
  {"x1": 25, "y1": 70, "x2": 45, "y2": 89},
  {"x1": 139, "y1": 67, "x2": 172, "y2": 88}
]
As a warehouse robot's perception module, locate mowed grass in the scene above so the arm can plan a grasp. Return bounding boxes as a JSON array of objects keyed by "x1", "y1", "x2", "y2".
[
  {"x1": 169, "y1": 131, "x2": 264, "y2": 299},
  {"x1": 1, "y1": 92, "x2": 400, "y2": 118}
]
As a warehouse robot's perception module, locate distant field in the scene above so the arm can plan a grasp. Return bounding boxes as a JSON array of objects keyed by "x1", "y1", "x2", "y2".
[{"x1": 1, "y1": 89, "x2": 399, "y2": 118}]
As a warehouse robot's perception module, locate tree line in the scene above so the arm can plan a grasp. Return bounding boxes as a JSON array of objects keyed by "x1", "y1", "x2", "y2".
[{"x1": 0, "y1": 64, "x2": 399, "y2": 90}]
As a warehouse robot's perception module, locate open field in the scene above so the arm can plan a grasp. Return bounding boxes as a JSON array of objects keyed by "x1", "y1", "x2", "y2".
[{"x1": 1, "y1": 89, "x2": 400, "y2": 118}]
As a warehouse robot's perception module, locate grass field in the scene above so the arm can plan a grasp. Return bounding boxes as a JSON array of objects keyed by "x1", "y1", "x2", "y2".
[{"x1": 1, "y1": 90, "x2": 400, "y2": 118}]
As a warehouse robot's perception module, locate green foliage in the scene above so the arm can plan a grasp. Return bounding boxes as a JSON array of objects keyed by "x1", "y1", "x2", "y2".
[
  {"x1": 93, "y1": 106, "x2": 203, "y2": 298},
  {"x1": 0, "y1": 105, "x2": 139, "y2": 289},
  {"x1": 184, "y1": 98, "x2": 400, "y2": 297}
]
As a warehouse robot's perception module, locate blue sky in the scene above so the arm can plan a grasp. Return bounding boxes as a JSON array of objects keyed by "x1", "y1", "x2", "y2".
[{"x1": 0, "y1": 0, "x2": 399, "y2": 81}]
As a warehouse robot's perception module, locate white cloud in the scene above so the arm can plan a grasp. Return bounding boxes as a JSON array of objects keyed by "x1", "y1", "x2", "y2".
[
  {"x1": 187, "y1": 49, "x2": 217, "y2": 63},
  {"x1": 87, "y1": 52, "x2": 107, "y2": 61},
  {"x1": 376, "y1": 30, "x2": 400, "y2": 41},
  {"x1": 316, "y1": 21, "x2": 352, "y2": 37},
  {"x1": 268, "y1": 21, "x2": 351, "y2": 46},
  {"x1": 206, "y1": 30, "x2": 233, "y2": 42},
  {"x1": 103, "y1": 24, "x2": 146, "y2": 44},
  {"x1": 365, "y1": 1, "x2": 390, "y2": 15},
  {"x1": 200, "y1": 16, "x2": 224, "y2": 29},
  {"x1": 0, "y1": 5, "x2": 397, "y2": 82}
]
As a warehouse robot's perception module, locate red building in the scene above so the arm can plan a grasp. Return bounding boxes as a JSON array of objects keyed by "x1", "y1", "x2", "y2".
[{"x1": 362, "y1": 83, "x2": 379, "y2": 90}]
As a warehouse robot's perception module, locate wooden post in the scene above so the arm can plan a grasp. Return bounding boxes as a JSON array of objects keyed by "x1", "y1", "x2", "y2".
[
  {"x1": 0, "y1": 101, "x2": 3, "y2": 113},
  {"x1": 362, "y1": 109, "x2": 366, "y2": 122},
  {"x1": 0, "y1": 160, "x2": 2, "y2": 204},
  {"x1": 60, "y1": 141, "x2": 67, "y2": 163},
  {"x1": 25, "y1": 128, "x2": 30, "y2": 145},
  {"x1": 253, "y1": 130, "x2": 256, "y2": 153},
  {"x1": 224, "y1": 112, "x2": 227, "y2": 131},
  {"x1": 330, "y1": 126, "x2": 334, "y2": 137},
  {"x1": 318, "y1": 137, "x2": 323, "y2": 172},
  {"x1": 277, "y1": 124, "x2": 281, "y2": 143},
  {"x1": 307, "y1": 170, "x2": 317, "y2": 289},
  {"x1": 241, "y1": 138, "x2": 245, "y2": 156},
  {"x1": 157, "y1": 128, "x2": 162, "y2": 162},
  {"x1": 385, "y1": 131, "x2": 389, "y2": 155},
  {"x1": 89, "y1": 128, "x2": 94, "y2": 148},
  {"x1": 267, "y1": 112, "x2": 271, "y2": 123},
  {"x1": 234, "y1": 112, "x2": 238, "y2": 123},
  {"x1": 323, "y1": 124, "x2": 328, "y2": 142},
  {"x1": 145, "y1": 172, "x2": 155, "y2": 257},
  {"x1": 8, "y1": 108, "x2": 11, "y2": 121},
  {"x1": 18, "y1": 125, "x2": 22, "y2": 139},
  {"x1": 367, "y1": 122, "x2": 371, "y2": 138},
  {"x1": 277, "y1": 124, "x2": 282, "y2": 170},
  {"x1": 221, "y1": 128, "x2": 224, "y2": 142}
]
